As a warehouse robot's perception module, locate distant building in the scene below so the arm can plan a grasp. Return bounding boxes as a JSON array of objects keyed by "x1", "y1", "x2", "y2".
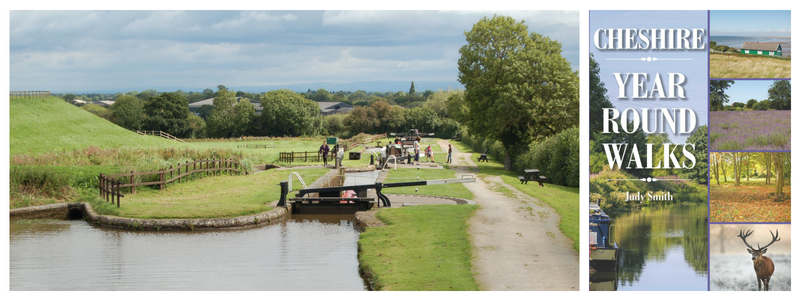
[
  {"x1": 95, "y1": 100, "x2": 116, "y2": 107},
  {"x1": 188, "y1": 97, "x2": 263, "y2": 114},
  {"x1": 740, "y1": 42, "x2": 783, "y2": 56},
  {"x1": 318, "y1": 102, "x2": 353, "y2": 116}
]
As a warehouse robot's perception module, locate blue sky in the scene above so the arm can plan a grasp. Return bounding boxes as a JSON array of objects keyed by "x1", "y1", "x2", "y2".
[
  {"x1": 710, "y1": 10, "x2": 791, "y2": 37},
  {"x1": 590, "y1": 10, "x2": 709, "y2": 144},
  {"x1": 721, "y1": 80, "x2": 789, "y2": 104},
  {"x1": 9, "y1": 10, "x2": 578, "y2": 93}
]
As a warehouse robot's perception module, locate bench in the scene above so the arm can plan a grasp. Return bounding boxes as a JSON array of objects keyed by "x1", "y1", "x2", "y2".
[
  {"x1": 519, "y1": 169, "x2": 547, "y2": 187},
  {"x1": 477, "y1": 153, "x2": 489, "y2": 162}
]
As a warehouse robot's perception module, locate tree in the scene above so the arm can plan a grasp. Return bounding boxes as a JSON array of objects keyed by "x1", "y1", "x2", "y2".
[
  {"x1": 711, "y1": 152, "x2": 721, "y2": 185},
  {"x1": 457, "y1": 15, "x2": 578, "y2": 170},
  {"x1": 63, "y1": 94, "x2": 77, "y2": 103},
  {"x1": 409, "y1": 81, "x2": 416, "y2": 96},
  {"x1": 590, "y1": 54, "x2": 614, "y2": 135},
  {"x1": 768, "y1": 80, "x2": 791, "y2": 110},
  {"x1": 710, "y1": 80, "x2": 734, "y2": 111},
  {"x1": 111, "y1": 95, "x2": 146, "y2": 131},
  {"x1": 202, "y1": 88, "x2": 215, "y2": 99},
  {"x1": 746, "y1": 99, "x2": 758, "y2": 109},
  {"x1": 258, "y1": 89, "x2": 323, "y2": 137},
  {"x1": 424, "y1": 89, "x2": 463, "y2": 118},
  {"x1": 772, "y1": 152, "x2": 787, "y2": 198},
  {"x1": 144, "y1": 92, "x2": 191, "y2": 137},
  {"x1": 196, "y1": 105, "x2": 215, "y2": 120},
  {"x1": 753, "y1": 99, "x2": 772, "y2": 111},
  {"x1": 206, "y1": 89, "x2": 255, "y2": 138}
]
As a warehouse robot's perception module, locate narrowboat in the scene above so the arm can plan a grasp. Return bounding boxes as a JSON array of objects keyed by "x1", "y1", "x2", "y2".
[{"x1": 589, "y1": 202, "x2": 619, "y2": 270}]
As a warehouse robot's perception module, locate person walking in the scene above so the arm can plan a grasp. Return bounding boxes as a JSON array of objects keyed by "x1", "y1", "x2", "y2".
[
  {"x1": 319, "y1": 142, "x2": 330, "y2": 166},
  {"x1": 447, "y1": 144, "x2": 453, "y2": 163}
]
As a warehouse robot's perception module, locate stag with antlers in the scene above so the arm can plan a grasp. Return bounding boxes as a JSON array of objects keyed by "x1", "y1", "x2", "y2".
[{"x1": 737, "y1": 229, "x2": 781, "y2": 291}]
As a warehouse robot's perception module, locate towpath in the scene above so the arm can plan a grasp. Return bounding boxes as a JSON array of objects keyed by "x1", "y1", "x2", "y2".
[{"x1": 436, "y1": 140, "x2": 578, "y2": 291}]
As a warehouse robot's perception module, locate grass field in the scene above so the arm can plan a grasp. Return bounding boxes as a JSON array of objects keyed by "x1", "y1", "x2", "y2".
[
  {"x1": 359, "y1": 205, "x2": 479, "y2": 291},
  {"x1": 710, "y1": 110, "x2": 790, "y2": 150},
  {"x1": 99, "y1": 168, "x2": 331, "y2": 219},
  {"x1": 382, "y1": 167, "x2": 474, "y2": 200},
  {"x1": 10, "y1": 97, "x2": 181, "y2": 156},
  {"x1": 710, "y1": 53, "x2": 791, "y2": 78}
]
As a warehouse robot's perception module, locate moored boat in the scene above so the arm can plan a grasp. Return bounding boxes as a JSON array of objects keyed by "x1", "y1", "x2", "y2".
[{"x1": 589, "y1": 202, "x2": 619, "y2": 270}]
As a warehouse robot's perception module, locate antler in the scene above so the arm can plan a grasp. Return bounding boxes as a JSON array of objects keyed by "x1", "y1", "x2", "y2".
[
  {"x1": 758, "y1": 230, "x2": 781, "y2": 250},
  {"x1": 737, "y1": 229, "x2": 755, "y2": 250}
]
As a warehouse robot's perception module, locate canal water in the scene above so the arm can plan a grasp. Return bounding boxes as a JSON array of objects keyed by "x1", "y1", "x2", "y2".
[
  {"x1": 10, "y1": 214, "x2": 368, "y2": 291},
  {"x1": 597, "y1": 204, "x2": 708, "y2": 291}
]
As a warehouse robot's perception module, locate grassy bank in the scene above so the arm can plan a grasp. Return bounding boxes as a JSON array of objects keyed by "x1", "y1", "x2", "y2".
[
  {"x1": 359, "y1": 205, "x2": 479, "y2": 291},
  {"x1": 710, "y1": 53, "x2": 791, "y2": 78},
  {"x1": 382, "y1": 167, "x2": 474, "y2": 200},
  {"x1": 106, "y1": 168, "x2": 330, "y2": 219},
  {"x1": 461, "y1": 144, "x2": 579, "y2": 250},
  {"x1": 10, "y1": 97, "x2": 180, "y2": 156}
]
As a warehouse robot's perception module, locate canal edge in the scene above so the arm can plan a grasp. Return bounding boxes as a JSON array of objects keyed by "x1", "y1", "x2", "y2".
[{"x1": 10, "y1": 202, "x2": 290, "y2": 231}]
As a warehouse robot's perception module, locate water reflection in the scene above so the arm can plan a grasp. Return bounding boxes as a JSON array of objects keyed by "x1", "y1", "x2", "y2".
[
  {"x1": 603, "y1": 204, "x2": 708, "y2": 291},
  {"x1": 10, "y1": 215, "x2": 367, "y2": 291}
]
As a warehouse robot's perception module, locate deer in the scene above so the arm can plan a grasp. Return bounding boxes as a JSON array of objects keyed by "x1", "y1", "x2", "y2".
[{"x1": 737, "y1": 229, "x2": 781, "y2": 291}]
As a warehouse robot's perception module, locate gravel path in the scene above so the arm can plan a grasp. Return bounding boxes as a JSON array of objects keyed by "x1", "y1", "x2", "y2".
[{"x1": 436, "y1": 140, "x2": 578, "y2": 291}]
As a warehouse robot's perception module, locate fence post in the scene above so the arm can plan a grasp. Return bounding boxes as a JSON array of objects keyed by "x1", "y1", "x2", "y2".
[
  {"x1": 99, "y1": 173, "x2": 104, "y2": 198},
  {"x1": 178, "y1": 164, "x2": 181, "y2": 183},
  {"x1": 116, "y1": 180, "x2": 121, "y2": 208},
  {"x1": 169, "y1": 165, "x2": 173, "y2": 186},
  {"x1": 185, "y1": 161, "x2": 189, "y2": 182},
  {"x1": 160, "y1": 169, "x2": 165, "y2": 190},
  {"x1": 130, "y1": 171, "x2": 135, "y2": 194}
]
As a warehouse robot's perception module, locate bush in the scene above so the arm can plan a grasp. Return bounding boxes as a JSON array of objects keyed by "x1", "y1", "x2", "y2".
[{"x1": 516, "y1": 127, "x2": 579, "y2": 187}]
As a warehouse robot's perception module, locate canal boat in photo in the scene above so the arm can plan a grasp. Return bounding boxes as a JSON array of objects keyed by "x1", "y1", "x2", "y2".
[{"x1": 589, "y1": 202, "x2": 619, "y2": 270}]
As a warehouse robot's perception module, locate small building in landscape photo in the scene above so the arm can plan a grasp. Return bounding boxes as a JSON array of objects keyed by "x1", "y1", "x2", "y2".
[{"x1": 740, "y1": 42, "x2": 783, "y2": 56}]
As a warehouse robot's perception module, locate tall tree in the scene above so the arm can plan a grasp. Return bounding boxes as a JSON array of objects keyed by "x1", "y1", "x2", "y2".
[
  {"x1": 258, "y1": 89, "x2": 323, "y2": 137},
  {"x1": 409, "y1": 81, "x2": 416, "y2": 96},
  {"x1": 111, "y1": 95, "x2": 145, "y2": 131},
  {"x1": 710, "y1": 80, "x2": 734, "y2": 111},
  {"x1": 590, "y1": 53, "x2": 614, "y2": 135},
  {"x1": 711, "y1": 152, "x2": 721, "y2": 185},
  {"x1": 768, "y1": 80, "x2": 791, "y2": 110},
  {"x1": 772, "y1": 152, "x2": 786, "y2": 198},
  {"x1": 682, "y1": 125, "x2": 708, "y2": 185},
  {"x1": 457, "y1": 15, "x2": 578, "y2": 170},
  {"x1": 206, "y1": 89, "x2": 255, "y2": 138},
  {"x1": 144, "y1": 92, "x2": 191, "y2": 137}
]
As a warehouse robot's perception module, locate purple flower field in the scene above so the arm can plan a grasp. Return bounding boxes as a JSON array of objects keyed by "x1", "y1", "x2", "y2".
[{"x1": 710, "y1": 110, "x2": 791, "y2": 150}]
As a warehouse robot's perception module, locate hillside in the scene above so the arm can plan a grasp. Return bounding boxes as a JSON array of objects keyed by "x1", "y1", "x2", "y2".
[
  {"x1": 710, "y1": 53, "x2": 791, "y2": 78},
  {"x1": 10, "y1": 97, "x2": 181, "y2": 156}
]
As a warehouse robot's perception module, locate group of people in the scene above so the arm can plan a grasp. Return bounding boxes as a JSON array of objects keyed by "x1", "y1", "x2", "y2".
[{"x1": 320, "y1": 137, "x2": 454, "y2": 167}]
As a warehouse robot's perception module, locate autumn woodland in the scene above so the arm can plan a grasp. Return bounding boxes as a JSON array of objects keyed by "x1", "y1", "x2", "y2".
[{"x1": 710, "y1": 152, "x2": 790, "y2": 222}]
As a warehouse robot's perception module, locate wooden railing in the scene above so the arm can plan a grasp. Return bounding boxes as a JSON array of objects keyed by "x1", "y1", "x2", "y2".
[
  {"x1": 237, "y1": 144, "x2": 276, "y2": 149},
  {"x1": 279, "y1": 152, "x2": 322, "y2": 164},
  {"x1": 10, "y1": 91, "x2": 51, "y2": 99},
  {"x1": 99, "y1": 158, "x2": 246, "y2": 206},
  {"x1": 136, "y1": 130, "x2": 186, "y2": 143}
]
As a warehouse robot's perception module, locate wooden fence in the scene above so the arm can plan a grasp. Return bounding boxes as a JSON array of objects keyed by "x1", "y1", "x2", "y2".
[
  {"x1": 136, "y1": 130, "x2": 187, "y2": 143},
  {"x1": 10, "y1": 91, "x2": 51, "y2": 99},
  {"x1": 237, "y1": 144, "x2": 276, "y2": 149},
  {"x1": 99, "y1": 158, "x2": 246, "y2": 206},
  {"x1": 279, "y1": 151, "x2": 322, "y2": 164}
]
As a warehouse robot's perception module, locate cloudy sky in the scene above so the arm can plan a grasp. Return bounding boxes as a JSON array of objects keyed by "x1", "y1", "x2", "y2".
[
  {"x1": 9, "y1": 10, "x2": 578, "y2": 93},
  {"x1": 710, "y1": 10, "x2": 791, "y2": 37}
]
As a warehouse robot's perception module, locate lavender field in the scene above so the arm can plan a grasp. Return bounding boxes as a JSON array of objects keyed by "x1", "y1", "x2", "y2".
[{"x1": 710, "y1": 111, "x2": 791, "y2": 151}]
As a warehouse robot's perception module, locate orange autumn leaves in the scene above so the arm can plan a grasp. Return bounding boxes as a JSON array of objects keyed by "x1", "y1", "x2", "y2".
[{"x1": 711, "y1": 184, "x2": 791, "y2": 222}]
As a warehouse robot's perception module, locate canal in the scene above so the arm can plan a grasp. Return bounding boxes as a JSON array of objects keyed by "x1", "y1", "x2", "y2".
[
  {"x1": 10, "y1": 214, "x2": 368, "y2": 291},
  {"x1": 592, "y1": 204, "x2": 708, "y2": 291}
]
